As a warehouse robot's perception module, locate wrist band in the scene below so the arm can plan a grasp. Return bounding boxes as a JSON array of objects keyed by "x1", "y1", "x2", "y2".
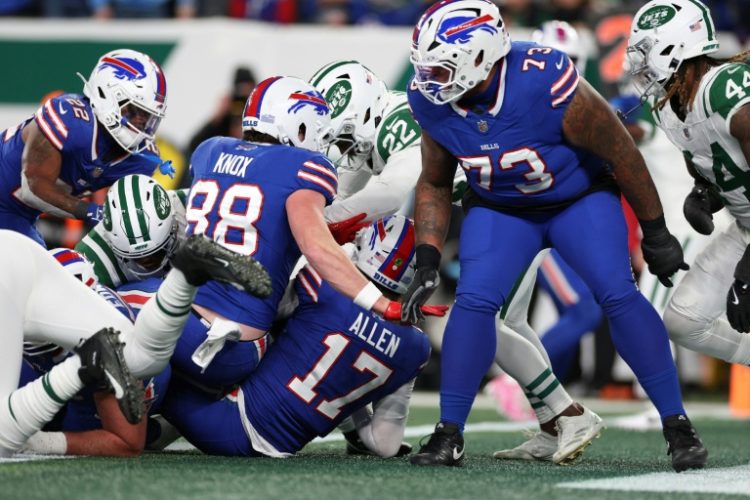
[
  {"x1": 73, "y1": 201, "x2": 90, "y2": 220},
  {"x1": 354, "y1": 282, "x2": 383, "y2": 311}
]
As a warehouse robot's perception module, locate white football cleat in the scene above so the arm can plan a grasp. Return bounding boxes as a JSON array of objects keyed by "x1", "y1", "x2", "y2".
[
  {"x1": 552, "y1": 406, "x2": 604, "y2": 465},
  {"x1": 493, "y1": 430, "x2": 557, "y2": 461}
]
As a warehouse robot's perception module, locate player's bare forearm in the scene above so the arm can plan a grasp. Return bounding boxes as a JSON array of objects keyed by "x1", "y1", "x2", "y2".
[
  {"x1": 414, "y1": 131, "x2": 457, "y2": 250},
  {"x1": 730, "y1": 103, "x2": 750, "y2": 166},
  {"x1": 414, "y1": 178, "x2": 452, "y2": 250},
  {"x1": 288, "y1": 190, "x2": 371, "y2": 297},
  {"x1": 22, "y1": 121, "x2": 85, "y2": 216},
  {"x1": 65, "y1": 393, "x2": 146, "y2": 457},
  {"x1": 562, "y1": 78, "x2": 663, "y2": 221}
]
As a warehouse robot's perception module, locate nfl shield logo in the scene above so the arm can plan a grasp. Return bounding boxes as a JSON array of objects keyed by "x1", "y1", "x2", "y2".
[
  {"x1": 92, "y1": 167, "x2": 103, "y2": 178},
  {"x1": 477, "y1": 120, "x2": 488, "y2": 133}
]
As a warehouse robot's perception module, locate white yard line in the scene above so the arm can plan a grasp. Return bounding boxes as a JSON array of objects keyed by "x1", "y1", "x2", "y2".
[{"x1": 557, "y1": 464, "x2": 750, "y2": 496}]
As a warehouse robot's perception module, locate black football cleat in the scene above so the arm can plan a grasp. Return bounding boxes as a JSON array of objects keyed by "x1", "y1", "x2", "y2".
[
  {"x1": 170, "y1": 235, "x2": 272, "y2": 298},
  {"x1": 662, "y1": 414, "x2": 708, "y2": 472},
  {"x1": 409, "y1": 422, "x2": 465, "y2": 466},
  {"x1": 75, "y1": 328, "x2": 144, "y2": 425},
  {"x1": 343, "y1": 430, "x2": 413, "y2": 457}
]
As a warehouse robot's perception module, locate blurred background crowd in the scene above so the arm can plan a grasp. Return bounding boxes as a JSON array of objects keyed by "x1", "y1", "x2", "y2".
[{"x1": 0, "y1": 0, "x2": 745, "y2": 38}]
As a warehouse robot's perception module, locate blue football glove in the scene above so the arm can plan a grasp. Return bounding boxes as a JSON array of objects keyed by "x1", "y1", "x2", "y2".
[
  {"x1": 85, "y1": 202, "x2": 104, "y2": 223},
  {"x1": 158, "y1": 160, "x2": 176, "y2": 179}
]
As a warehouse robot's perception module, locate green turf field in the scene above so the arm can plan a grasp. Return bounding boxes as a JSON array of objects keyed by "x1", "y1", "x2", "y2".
[{"x1": 1, "y1": 401, "x2": 748, "y2": 500}]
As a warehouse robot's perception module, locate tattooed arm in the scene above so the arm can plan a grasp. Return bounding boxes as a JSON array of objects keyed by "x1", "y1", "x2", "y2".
[
  {"x1": 562, "y1": 78, "x2": 664, "y2": 222},
  {"x1": 413, "y1": 129, "x2": 458, "y2": 251},
  {"x1": 20, "y1": 121, "x2": 90, "y2": 218}
]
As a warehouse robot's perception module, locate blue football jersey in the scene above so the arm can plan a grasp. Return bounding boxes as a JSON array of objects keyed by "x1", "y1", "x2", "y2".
[
  {"x1": 240, "y1": 265, "x2": 431, "y2": 455},
  {"x1": 0, "y1": 94, "x2": 159, "y2": 221},
  {"x1": 186, "y1": 137, "x2": 338, "y2": 331},
  {"x1": 407, "y1": 42, "x2": 607, "y2": 207}
]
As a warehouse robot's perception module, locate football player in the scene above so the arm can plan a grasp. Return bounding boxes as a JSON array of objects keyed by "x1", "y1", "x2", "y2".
[
  {"x1": 183, "y1": 75, "x2": 445, "y2": 353},
  {"x1": 628, "y1": 2, "x2": 750, "y2": 370},
  {"x1": 76, "y1": 174, "x2": 187, "y2": 288},
  {"x1": 405, "y1": 0, "x2": 704, "y2": 472},
  {"x1": 0, "y1": 49, "x2": 169, "y2": 246},
  {"x1": 161, "y1": 216, "x2": 434, "y2": 458},
  {"x1": 312, "y1": 60, "x2": 603, "y2": 464},
  {"x1": 0, "y1": 228, "x2": 270, "y2": 457},
  {"x1": 20, "y1": 248, "x2": 272, "y2": 457}
]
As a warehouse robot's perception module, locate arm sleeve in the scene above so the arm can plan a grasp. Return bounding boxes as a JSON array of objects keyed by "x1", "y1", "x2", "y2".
[
  {"x1": 324, "y1": 147, "x2": 421, "y2": 223},
  {"x1": 354, "y1": 380, "x2": 415, "y2": 458}
]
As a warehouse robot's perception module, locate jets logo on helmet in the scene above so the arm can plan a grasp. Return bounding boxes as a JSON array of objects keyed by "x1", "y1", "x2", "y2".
[
  {"x1": 288, "y1": 91, "x2": 330, "y2": 116},
  {"x1": 355, "y1": 215, "x2": 417, "y2": 294},
  {"x1": 437, "y1": 14, "x2": 498, "y2": 44},
  {"x1": 103, "y1": 174, "x2": 179, "y2": 279},
  {"x1": 627, "y1": 0, "x2": 718, "y2": 98},
  {"x1": 637, "y1": 4, "x2": 677, "y2": 30},
  {"x1": 310, "y1": 60, "x2": 388, "y2": 172}
]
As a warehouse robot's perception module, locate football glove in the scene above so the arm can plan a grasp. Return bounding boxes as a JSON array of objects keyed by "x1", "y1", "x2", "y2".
[
  {"x1": 727, "y1": 280, "x2": 750, "y2": 333},
  {"x1": 85, "y1": 202, "x2": 104, "y2": 223},
  {"x1": 328, "y1": 213, "x2": 369, "y2": 245},
  {"x1": 728, "y1": 245, "x2": 750, "y2": 333},
  {"x1": 383, "y1": 301, "x2": 449, "y2": 323},
  {"x1": 683, "y1": 181, "x2": 724, "y2": 236},
  {"x1": 400, "y1": 244, "x2": 442, "y2": 323},
  {"x1": 640, "y1": 216, "x2": 689, "y2": 287}
]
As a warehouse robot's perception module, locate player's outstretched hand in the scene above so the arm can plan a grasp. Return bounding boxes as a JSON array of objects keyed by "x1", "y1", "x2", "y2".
[
  {"x1": 640, "y1": 216, "x2": 689, "y2": 287},
  {"x1": 383, "y1": 301, "x2": 449, "y2": 323},
  {"x1": 328, "y1": 213, "x2": 369, "y2": 245}
]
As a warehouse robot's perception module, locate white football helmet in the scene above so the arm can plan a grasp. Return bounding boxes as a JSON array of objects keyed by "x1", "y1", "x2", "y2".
[
  {"x1": 310, "y1": 60, "x2": 388, "y2": 172},
  {"x1": 242, "y1": 76, "x2": 334, "y2": 153},
  {"x1": 354, "y1": 215, "x2": 417, "y2": 295},
  {"x1": 80, "y1": 49, "x2": 168, "y2": 153},
  {"x1": 627, "y1": 0, "x2": 719, "y2": 98},
  {"x1": 49, "y1": 247, "x2": 98, "y2": 288},
  {"x1": 532, "y1": 20, "x2": 586, "y2": 74},
  {"x1": 410, "y1": 0, "x2": 511, "y2": 105},
  {"x1": 102, "y1": 174, "x2": 179, "y2": 279}
]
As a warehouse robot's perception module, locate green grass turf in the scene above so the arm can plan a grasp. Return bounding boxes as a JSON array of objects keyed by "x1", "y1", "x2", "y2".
[{"x1": 0, "y1": 407, "x2": 747, "y2": 500}]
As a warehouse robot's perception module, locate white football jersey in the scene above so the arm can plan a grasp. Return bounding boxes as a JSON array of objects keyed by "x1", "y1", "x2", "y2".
[
  {"x1": 653, "y1": 62, "x2": 750, "y2": 229},
  {"x1": 325, "y1": 90, "x2": 467, "y2": 222}
]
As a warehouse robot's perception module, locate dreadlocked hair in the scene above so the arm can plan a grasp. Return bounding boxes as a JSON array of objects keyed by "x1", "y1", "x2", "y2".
[{"x1": 655, "y1": 49, "x2": 750, "y2": 116}]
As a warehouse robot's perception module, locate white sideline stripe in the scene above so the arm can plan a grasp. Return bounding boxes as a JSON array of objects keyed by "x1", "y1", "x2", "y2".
[
  {"x1": 557, "y1": 464, "x2": 750, "y2": 495},
  {"x1": 1, "y1": 454, "x2": 75, "y2": 463}
]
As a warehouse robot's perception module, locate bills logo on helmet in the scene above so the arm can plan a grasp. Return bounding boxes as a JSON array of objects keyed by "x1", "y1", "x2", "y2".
[
  {"x1": 288, "y1": 91, "x2": 330, "y2": 116},
  {"x1": 438, "y1": 14, "x2": 498, "y2": 44},
  {"x1": 98, "y1": 56, "x2": 147, "y2": 81}
]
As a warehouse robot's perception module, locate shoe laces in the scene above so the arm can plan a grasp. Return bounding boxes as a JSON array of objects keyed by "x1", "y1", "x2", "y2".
[{"x1": 664, "y1": 420, "x2": 700, "y2": 455}]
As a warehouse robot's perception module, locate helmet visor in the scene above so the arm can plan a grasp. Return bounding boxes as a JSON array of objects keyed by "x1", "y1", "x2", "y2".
[
  {"x1": 120, "y1": 101, "x2": 162, "y2": 139},
  {"x1": 410, "y1": 56, "x2": 466, "y2": 105}
]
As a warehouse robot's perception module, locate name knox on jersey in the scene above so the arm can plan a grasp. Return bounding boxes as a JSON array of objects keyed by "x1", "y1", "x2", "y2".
[
  {"x1": 212, "y1": 152, "x2": 253, "y2": 177},
  {"x1": 348, "y1": 312, "x2": 401, "y2": 358}
]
